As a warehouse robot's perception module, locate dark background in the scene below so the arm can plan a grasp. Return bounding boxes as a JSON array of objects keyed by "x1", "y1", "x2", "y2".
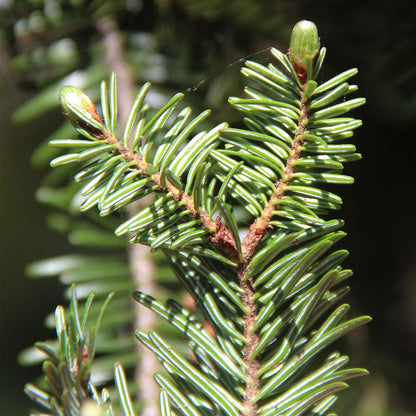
[{"x1": 1, "y1": 0, "x2": 415, "y2": 414}]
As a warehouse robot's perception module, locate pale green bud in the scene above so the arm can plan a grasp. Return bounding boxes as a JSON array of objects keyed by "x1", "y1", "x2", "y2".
[
  {"x1": 289, "y1": 20, "x2": 320, "y2": 70},
  {"x1": 59, "y1": 85, "x2": 103, "y2": 132}
]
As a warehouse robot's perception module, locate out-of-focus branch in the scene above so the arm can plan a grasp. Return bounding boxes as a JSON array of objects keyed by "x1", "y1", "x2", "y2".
[{"x1": 96, "y1": 16, "x2": 159, "y2": 416}]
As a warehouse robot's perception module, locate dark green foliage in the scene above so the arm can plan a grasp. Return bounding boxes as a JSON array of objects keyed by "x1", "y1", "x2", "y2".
[{"x1": 29, "y1": 20, "x2": 369, "y2": 415}]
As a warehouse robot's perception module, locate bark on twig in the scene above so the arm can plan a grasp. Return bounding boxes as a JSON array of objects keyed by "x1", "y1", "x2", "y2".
[{"x1": 239, "y1": 81, "x2": 308, "y2": 415}]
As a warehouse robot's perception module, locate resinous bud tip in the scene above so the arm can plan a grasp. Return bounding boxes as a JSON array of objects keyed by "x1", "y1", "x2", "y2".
[
  {"x1": 289, "y1": 20, "x2": 320, "y2": 70},
  {"x1": 59, "y1": 85, "x2": 102, "y2": 126}
]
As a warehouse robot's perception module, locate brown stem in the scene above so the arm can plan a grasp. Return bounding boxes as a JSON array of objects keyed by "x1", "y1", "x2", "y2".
[
  {"x1": 240, "y1": 271, "x2": 260, "y2": 416},
  {"x1": 239, "y1": 82, "x2": 308, "y2": 415},
  {"x1": 241, "y1": 94, "x2": 308, "y2": 260}
]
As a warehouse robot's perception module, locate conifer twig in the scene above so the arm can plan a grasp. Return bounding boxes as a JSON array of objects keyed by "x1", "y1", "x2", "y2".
[{"x1": 238, "y1": 77, "x2": 309, "y2": 415}]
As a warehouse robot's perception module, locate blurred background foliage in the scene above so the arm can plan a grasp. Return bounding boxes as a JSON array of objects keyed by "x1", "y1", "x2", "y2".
[{"x1": 1, "y1": 0, "x2": 415, "y2": 415}]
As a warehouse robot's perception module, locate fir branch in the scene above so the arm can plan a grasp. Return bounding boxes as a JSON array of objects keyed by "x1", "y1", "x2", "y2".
[
  {"x1": 48, "y1": 19, "x2": 369, "y2": 416},
  {"x1": 59, "y1": 83, "x2": 240, "y2": 261}
]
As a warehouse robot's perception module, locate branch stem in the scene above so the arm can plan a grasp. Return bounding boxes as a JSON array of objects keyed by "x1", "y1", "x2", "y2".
[
  {"x1": 239, "y1": 82, "x2": 308, "y2": 415},
  {"x1": 241, "y1": 88, "x2": 308, "y2": 259},
  {"x1": 240, "y1": 271, "x2": 260, "y2": 416}
]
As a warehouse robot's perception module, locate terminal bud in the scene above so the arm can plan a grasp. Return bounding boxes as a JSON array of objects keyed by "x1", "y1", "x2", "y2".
[
  {"x1": 289, "y1": 20, "x2": 320, "y2": 71},
  {"x1": 59, "y1": 86, "x2": 103, "y2": 132}
]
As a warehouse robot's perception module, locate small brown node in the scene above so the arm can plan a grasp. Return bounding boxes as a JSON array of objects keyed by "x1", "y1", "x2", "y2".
[{"x1": 210, "y1": 217, "x2": 239, "y2": 263}]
